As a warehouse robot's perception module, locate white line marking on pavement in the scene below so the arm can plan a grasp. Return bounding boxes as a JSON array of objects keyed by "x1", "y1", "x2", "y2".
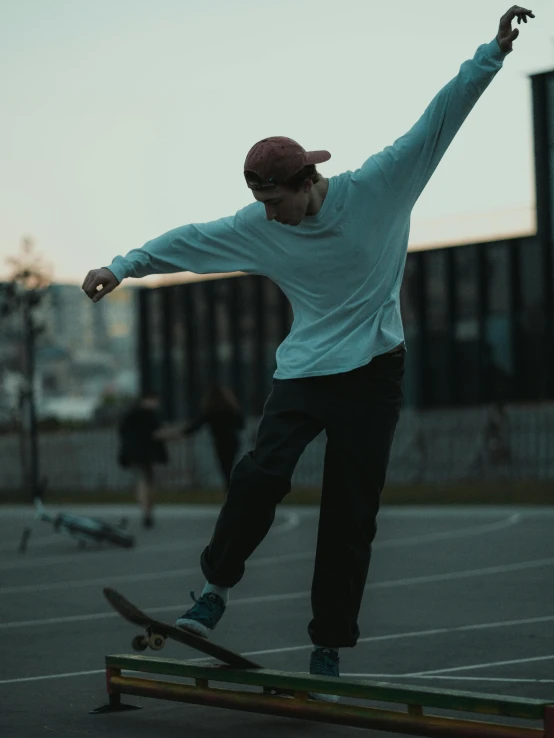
[
  {"x1": 0, "y1": 513, "x2": 526, "y2": 595},
  {"x1": 0, "y1": 534, "x2": 59, "y2": 553},
  {"x1": 0, "y1": 510, "x2": 301, "y2": 572},
  {"x1": 378, "y1": 514, "x2": 521, "y2": 548},
  {"x1": 342, "y1": 674, "x2": 554, "y2": 684},
  {"x1": 0, "y1": 669, "x2": 106, "y2": 685},
  {"x1": 241, "y1": 614, "x2": 554, "y2": 659},
  {"x1": 404, "y1": 654, "x2": 554, "y2": 676},
  {"x1": 3, "y1": 551, "x2": 554, "y2": 604},
  {"x1": 2, "y1": 615, "x2": 554, "y2": 686},
  {"x1": 1, "y1": 591, "x2": 306, "y2": 628}
]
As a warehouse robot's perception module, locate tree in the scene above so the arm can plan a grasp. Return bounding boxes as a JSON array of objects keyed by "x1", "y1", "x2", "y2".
[{"x1": 0, "y1": 238, "x2": 52, "y2": 500}]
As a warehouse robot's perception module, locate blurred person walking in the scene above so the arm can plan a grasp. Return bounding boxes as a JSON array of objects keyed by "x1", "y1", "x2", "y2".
[
  {"x1": 118, "y1": 391, "x2": 168, "y2": 528},
  {"x1": 84, "y1": 7, "x2": 535, "y2": 700},
  {"x1": 157, "y1": 385, "x2": 244, "y2": 491}
]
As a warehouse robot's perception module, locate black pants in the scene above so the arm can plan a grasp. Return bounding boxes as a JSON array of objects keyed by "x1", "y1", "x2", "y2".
[{"x1": 200, "y1": 347, "x2": 405, "y2": 648}]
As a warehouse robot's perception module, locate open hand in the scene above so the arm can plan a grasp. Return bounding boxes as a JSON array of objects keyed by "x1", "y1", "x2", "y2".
[{"x1": 496, "y1": 6, "x2": 535, "y2": 53}]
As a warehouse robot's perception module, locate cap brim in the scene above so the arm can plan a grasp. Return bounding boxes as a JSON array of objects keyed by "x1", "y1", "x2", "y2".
[{"x1": 305, "y1": 150, "x2": 331, "y2": 165}]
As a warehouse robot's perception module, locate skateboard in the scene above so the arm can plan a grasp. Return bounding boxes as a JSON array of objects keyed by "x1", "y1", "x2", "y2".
[{"x1": 103, "y1": 587, "x2": 262, "y2": 670}]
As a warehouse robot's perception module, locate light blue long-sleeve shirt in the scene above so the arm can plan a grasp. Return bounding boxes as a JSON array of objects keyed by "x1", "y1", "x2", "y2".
[{"x1": 107, "y1": 38, "x2": 507, "y2": 380}]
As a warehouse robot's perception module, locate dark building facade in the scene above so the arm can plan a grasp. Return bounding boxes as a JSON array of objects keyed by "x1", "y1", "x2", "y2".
[{"x1": 137, "y1": 67, "x2": 554, "y2": 419}]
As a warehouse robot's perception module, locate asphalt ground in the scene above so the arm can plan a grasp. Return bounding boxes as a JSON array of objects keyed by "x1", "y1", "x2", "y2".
[{"x1": 1, "y1": 504, "x2": 553, "y2": 737}]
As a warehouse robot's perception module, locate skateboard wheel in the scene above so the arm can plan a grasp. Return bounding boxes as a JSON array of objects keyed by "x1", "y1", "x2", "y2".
[
  {"x1": 148, "y1": 633, "x2": 165, "y2": 651},
  {"x1": 132, "y1": 635, "x2": 148, "y2": 651}
]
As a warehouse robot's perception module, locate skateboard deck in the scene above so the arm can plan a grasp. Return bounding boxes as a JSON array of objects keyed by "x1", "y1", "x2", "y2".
[{"x1": 103, "y1": 587, "x2": 261, "y2": 670}]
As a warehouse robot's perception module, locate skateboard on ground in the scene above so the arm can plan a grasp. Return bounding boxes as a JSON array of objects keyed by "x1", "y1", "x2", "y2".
[{"x1": 103, "y1": 587, "x2": 262, "y2": 670}]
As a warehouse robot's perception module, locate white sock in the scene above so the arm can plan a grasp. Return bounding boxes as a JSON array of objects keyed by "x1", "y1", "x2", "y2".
[
  {"x1": 314, "y1": 644, "x2": 340, "y2": 654},
  {"x1": 202, "y1": 582, "x2": 229, "y2": 605}
]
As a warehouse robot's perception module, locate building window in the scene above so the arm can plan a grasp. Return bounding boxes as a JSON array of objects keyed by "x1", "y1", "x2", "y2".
[
  {"x1": 424, "y1": 249, "x2": 452, "y2": 406},
  {"x1": 547, "y1": 75, "x2": 554, "y2": 242},
  {"x1": 484, "y1": 242, "x2": 513, "y2": 402},
  {"x1": 518, "y1": 237, "x2": 547, "y2": 399},
  {"x1": 453, "y1": 245, "x2": 481, "y2": 405}
]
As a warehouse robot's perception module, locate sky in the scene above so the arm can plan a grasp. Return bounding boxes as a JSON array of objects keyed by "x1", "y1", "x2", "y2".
[{"x1": 1, "y1": 0, "x2": 553, "y2": 287}]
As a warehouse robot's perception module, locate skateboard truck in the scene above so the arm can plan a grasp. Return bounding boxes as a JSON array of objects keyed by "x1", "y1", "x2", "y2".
[{"x1": 132, "y1": 630, "x2": 165, "y2": 652}]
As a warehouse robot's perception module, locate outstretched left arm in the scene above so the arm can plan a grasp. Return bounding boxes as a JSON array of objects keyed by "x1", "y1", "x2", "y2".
[
  {"x1": 364, "y1": 6, "x2": 535, "y2": 211},
  {"x1": 496, "y1": 5, "x2": 535, "y2": 53}
]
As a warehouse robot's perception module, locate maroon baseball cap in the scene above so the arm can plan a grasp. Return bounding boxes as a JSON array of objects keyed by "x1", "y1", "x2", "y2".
[{"x1": 244, "y1": 136, "x2": 331, "y2": 189}]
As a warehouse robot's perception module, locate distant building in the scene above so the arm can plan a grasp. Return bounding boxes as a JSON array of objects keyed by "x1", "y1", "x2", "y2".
[
  {"x1": 42, "y1": 283, "x2": 110, "y2": 353},
  {"x1": 0, "y1": 282, "x2": 139, "y2": 420}
]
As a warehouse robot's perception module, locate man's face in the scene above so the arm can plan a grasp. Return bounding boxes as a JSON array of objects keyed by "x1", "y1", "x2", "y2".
[{"x1": 251, "y1": 182, "x2": 312, "y2": 227}]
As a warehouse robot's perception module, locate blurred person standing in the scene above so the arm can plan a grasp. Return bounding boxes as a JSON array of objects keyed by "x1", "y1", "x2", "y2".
[{"x1": 118, "y1": 390, "x2": 168, "y2": 528}]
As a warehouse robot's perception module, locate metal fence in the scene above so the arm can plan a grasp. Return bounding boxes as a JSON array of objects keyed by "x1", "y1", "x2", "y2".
[{"x1": 1, "y1": 402, "x2": 554, "y2": 494}]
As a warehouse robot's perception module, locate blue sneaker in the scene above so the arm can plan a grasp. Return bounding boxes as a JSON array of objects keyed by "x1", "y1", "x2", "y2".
[
  {"x1": 308, "y1": 647, "x2": 340, "y2": 703},
  {"x1": 175, "y1": 591, "x2": 226, "y2": 639}
]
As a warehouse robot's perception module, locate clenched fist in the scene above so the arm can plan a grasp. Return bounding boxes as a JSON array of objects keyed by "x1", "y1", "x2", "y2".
[{"x1": 82, "y1": 267, "x2": 120, "y2": 303}]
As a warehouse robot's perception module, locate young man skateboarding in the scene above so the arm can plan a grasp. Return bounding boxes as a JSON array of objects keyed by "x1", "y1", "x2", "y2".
[{"x1": 83, "y1": 7, "x2": 534, "y2": 701}]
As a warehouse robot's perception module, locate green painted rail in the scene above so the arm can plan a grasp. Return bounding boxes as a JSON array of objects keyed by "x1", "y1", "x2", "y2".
[
  {"x1": 107, "y1": 673, "x2": 548, "y2": 738},
  {"x1": 106, "y1": 654, "x2": 552, "y2": 721},
  {"x1": 106, "y1": 654, "x2": 554, "y2": 738}
]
